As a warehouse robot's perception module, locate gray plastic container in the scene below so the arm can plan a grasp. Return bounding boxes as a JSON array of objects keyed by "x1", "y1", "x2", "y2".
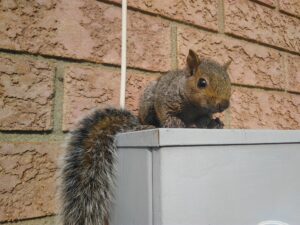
[{"x1": 111, "y1": 129, "x2": 300, "y2": 225}]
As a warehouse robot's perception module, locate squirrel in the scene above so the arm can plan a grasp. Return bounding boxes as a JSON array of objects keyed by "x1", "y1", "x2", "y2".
[
  {"x1": 139, "y1": 49, "x2": 231, "y2": 128},
  {"x1": 59, "y1": 49, "x2": 231, "y2": 225}
]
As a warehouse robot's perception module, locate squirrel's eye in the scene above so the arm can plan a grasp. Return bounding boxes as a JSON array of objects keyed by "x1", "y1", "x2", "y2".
[{"x1": 197, "y1": 78, "x2": 207, "y2": 89}]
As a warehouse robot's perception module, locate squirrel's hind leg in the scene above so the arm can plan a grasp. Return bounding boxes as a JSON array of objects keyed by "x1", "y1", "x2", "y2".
[{"x1": 139, "y1": 81, "x2": 160, "y2": 127}]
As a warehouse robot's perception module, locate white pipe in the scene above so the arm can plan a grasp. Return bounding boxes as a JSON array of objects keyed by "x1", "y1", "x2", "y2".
[{"x1": 120, "y1": 0, "x2": 127, "y2": 109}]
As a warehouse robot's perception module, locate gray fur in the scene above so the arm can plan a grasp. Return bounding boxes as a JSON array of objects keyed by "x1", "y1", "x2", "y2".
[{"x1": 59, "y1": 108, "x2": 140, "y2": 225}]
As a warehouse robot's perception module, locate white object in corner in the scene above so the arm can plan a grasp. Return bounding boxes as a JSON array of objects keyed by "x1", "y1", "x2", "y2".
[{"x1": 112, "y1": 129, "x2": 300, "y2": 225}]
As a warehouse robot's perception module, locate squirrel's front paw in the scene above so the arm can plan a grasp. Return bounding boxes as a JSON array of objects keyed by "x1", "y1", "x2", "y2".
[
  {"x1": 194, "y1": 116, "x2": 211, "y2": 128},
  {"x1": 208, "y1": 118, "x2": 224, "y2": 129}
]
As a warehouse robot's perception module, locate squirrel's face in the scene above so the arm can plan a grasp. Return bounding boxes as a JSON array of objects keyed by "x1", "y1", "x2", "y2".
[{"x1": 185, "y1": 49, "x2": 231, "y2": 115}]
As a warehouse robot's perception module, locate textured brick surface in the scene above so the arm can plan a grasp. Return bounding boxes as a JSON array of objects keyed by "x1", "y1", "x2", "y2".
[
  {"x1": 1, "y1": 0, "x2": 300, "y2": 224},
  {"x1": 224, "y1": 0, "x2": 300, "y2": 52},
  {"x1": 0, "y1": 55, "x2": 54, "y2": 131},
  {"x1": 126, "y1": 9, "x2": 171, "y2": 71},
  {"x1": 63, "y1": 65, "x2": 120, "y2": 131},
  {"x1": 63, "y1": 65, "x2": 157, "y2": 130},
  {"x1": 0, "y1": 142, "x2": 61, "y2": 222},
  {"x1": 230, "y1": 87, "x2": 300, "y2": 129},
  {"x1": 251, "y1": 0, "x2": 276, "y2": 7},
  {"x1": 286, "y1": 54, "x2": 300, "y2": 93},
  {"x1": 279, "y1": 0, "x2": 300, "y2": 17},
  {"x1": 110, "y1": 0, "x2": 218, "y2": 31},
  {"x1": 0, "y1": 0, "x2": 171, "y2": 72},
  {"x1": 2, "y1": 216, "x2": 56, "y2": 225},
  {"x1": 177, "y1": 27, "x2": 284, "y2": 89}
]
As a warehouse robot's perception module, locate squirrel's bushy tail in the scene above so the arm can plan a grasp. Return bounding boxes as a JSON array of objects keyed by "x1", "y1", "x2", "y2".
[{"x1": 59, "y1": 108, "x2": 140, "y2": 225}]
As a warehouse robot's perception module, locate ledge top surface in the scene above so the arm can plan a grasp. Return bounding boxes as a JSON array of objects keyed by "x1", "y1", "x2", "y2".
[{"x1": 116, "y1": 128, "x2": 300, "y2": 147}]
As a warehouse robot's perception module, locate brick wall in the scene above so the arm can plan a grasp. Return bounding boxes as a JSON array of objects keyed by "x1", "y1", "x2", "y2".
[{"x1": 0, "y1": 0, "x2": 299, "y2": 224}]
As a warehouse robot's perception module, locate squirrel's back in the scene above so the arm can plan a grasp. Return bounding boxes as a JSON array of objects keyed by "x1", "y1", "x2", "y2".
[{"x1": 59, "y1": 108, "x2": 140, "y2": 225}]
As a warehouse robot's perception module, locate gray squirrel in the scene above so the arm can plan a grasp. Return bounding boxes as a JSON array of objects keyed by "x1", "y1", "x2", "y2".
[{"x1": 59, "y1": 49, "x2": 231, "y2": 225}]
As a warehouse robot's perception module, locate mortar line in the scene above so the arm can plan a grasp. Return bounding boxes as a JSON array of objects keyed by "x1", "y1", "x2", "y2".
[
  {"x1": 282, "y1": 52, "x2": 289, "y2": 93},
  {"x1": 278, "y1": 9, "x2": 300, "y2": 20},
  {"x1": 287, "y1": 90, "x2": 300, "y2": 95},
  {"x1": 0, "y1": 214, "x2": 57, "y2": 224},
  {"x1": 60, "y1": 60, "x2": 162, "y2": 77},
  {"x1": 231, "y1": 83, "x2": 283, "y2": 92},
  {"x1": 231, "y1": 83, "x2": 300, "y2": 95},
  {"x1": 250, "y1": 0, "x2": 300, "y2": 19},
  {"x1": 250, "y1": 0, "x2": 276, "y2": 9},
  {"x1": 52, "y1": 62, "x2": 65, "y2": 135},
  {"x1": 99, "y1": 0, "x2": 219, "y2": 33},
  {"x1": 0, "y1": 47, "x2": 103, "y2": 64},
  {"x1": 217, "y1": 32, "x2": 300, "y2": 56},
  {"x1": 0, "y1": 47, "x2": 168, "y2": 75},
  {"x1": 175, "y1": 22, "x2": 300, "y2": 60},
  {"x1": 218, "y1": 0, "x2": 225, "y2": 33},
  {"x1": 101, "y1": 62, "x2": 165, "y2": 74},
  {"x1": 0, "y1": 133, "x2": 67, "y2": 142},
  {"x1": 275, "y1": 0, "x2": 280, "y2": 11},
  {"x1": 0, "y1": 49, "x2": 163, "y2": 78}
]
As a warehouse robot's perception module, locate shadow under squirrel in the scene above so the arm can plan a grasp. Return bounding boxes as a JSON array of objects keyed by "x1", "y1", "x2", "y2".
[{"x1": 59, "y1": 49, "x2": 232, "y2": 225}]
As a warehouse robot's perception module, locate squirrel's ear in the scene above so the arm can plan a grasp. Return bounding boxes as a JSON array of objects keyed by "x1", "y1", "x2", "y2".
[
  {"x1": 223, "y1": 59, "x2": 232, "y2": 70},
  {"x1": 186, "y1": 49, "x2": 200, "y2": 76}
]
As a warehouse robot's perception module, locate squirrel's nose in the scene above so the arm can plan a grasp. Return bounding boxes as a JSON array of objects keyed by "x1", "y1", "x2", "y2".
[{"x1": 218, "y1": 100, "x2": 230, "y2": 112}]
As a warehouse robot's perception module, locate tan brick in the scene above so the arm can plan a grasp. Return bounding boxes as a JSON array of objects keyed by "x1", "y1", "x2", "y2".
[
  {"x1": 0, "y1": 0, "x2": 171, "y2": 72},
  {"x1": 0, "y1": 142, "x2": 61, "y2": 222},
  {"x1": 177, "y1": 27, "x2": 285, "y2": 89},
  {"x1": 126, "y1": 73, "x2": 158, "y2": 114},
  {"x1": 63, "y1": 65, "x2": 120, "y2": 131},
  {"x1": 224, "y1": 0, "x2": 300, "y2": 53},
  {"x1": 250, "y1": 0, "x2": 276, "y2": 7},
  {"x1": 279, "y1": 0, "x2": 300, "y2": 17},
  {"x1": 286, "y1": 93, "x2": 300, "y2": 128},
  {"x1": 126, "y1": 11, "x2": 171, "y2": 71},
  {"x1": 0, "y1": 55, "x2": 54, "y2": 131},
  {"x1": 230, "y1": 87, "x2": 300, "y2": 129},
  {"x1": 109, "y1": 0, "x2": 218, "y2": 31},
  {"x1": 286, "y1": 54, "x2": 300, "y2": 93},
  {"x1": 63, "y1": 65, "x2": 158, "y2": 130}
]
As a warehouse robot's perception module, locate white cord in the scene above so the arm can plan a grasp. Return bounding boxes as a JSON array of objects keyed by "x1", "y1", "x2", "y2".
[{"x1": 120, "y1": 0, "x2": 127, "y2": 109}]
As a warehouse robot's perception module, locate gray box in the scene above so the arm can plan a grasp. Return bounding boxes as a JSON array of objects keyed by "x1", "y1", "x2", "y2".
[{"x1": 112, "y1": 129, "x2": 300, "y2": 225}]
